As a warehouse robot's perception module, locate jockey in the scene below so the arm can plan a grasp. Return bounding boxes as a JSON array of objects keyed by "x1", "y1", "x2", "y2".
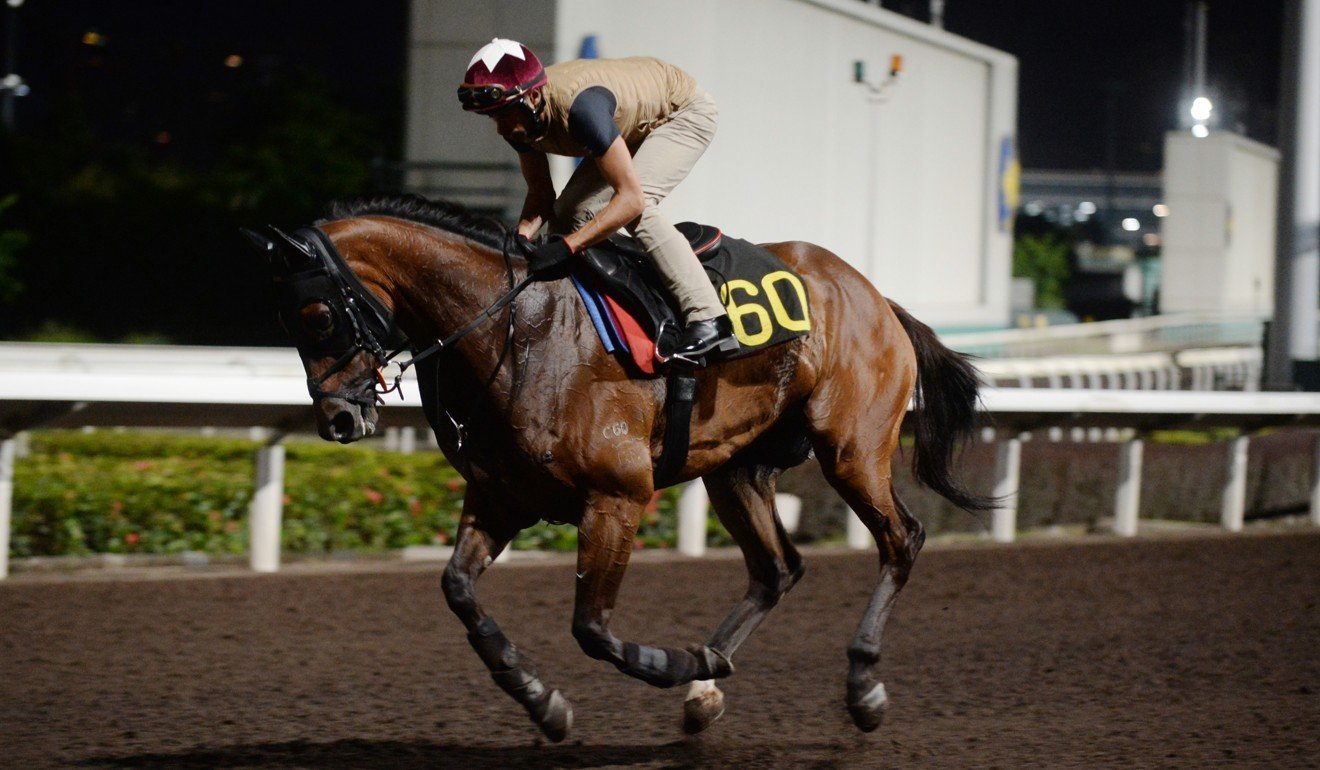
[{"x1": 458, "y1": 38, "x2": 739, "y2": 363}]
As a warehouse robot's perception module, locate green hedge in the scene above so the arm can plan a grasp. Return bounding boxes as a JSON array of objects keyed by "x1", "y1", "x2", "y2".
[{"x1": 10, "y1": 430, "x2": 720, "y2": 559}]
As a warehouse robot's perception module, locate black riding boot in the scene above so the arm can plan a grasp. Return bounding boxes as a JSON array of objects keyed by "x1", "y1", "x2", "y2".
[{"x1": 674, "y1": 316, "x2": 740, "y2": 361}]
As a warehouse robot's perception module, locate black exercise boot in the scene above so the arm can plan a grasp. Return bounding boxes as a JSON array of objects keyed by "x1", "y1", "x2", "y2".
[{"x1": 673, "y1": 315, "x2": 740, "y2": 362}]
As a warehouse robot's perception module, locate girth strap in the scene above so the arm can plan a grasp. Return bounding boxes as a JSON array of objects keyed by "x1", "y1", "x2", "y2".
[{"x1": 653, "y1": 367, "x2": 699, "y2": 488}]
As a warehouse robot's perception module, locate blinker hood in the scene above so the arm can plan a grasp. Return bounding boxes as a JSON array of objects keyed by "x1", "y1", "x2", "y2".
[{"x1": 251, "y1": 225, "x2": 408, "y2": 359}]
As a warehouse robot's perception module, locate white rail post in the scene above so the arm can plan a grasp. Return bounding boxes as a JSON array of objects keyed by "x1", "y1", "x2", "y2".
[
  {"x1": 676, "y1": 481, "x2": 708, "y2": 557},
  {"x1": 0, "y1": 438, "x2": 14, "y2": 580},
  {"x1": 992, "y1": 435, "x2": 1022, "y2": 543},
  {"x1": 400, "y1": 427, "x2": 417, "y2": 454},
  {"x1": 249, "y1": 440, "x2": 286, "y2": 573},
  {"x1": 846, "y1": 508, "x2": 871, "y2": 549},
  {"x1": 1312, "y1": 435, "x2": 1320, "y2": 526},
  {"x1": 1114, "y1": 438, "x2": 1143, "y2": 537},
  {"x1": 774, "y1": 493, "x2": 802, "y2": 534},
  {"x1": 1221, "y1": 435, "x2": 1250, "y2": 533}
]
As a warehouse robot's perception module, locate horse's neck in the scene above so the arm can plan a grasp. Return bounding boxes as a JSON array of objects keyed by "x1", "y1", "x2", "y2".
[{"x1": 385, "y1": 228, "x2": 515, "y2": 345}]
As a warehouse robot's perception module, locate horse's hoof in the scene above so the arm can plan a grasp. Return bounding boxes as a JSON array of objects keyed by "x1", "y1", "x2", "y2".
[
  {"x1": 682, "y1": 681, "x2": 726, "y2": 735},
  {"x1": 535, "y1": 689, "x2": 573, "y2": 743},
  {"x1": 846, "y1": 681, "x2": 888, "y2": 732}
]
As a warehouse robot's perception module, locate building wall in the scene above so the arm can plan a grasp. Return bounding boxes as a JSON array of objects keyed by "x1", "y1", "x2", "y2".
[
  {"x1": 407, "y1": 0, "x2": 1018, "y2": 328},
  {"x1": 1161, "y1": 132, "x2": 1279, "y2": 316}
]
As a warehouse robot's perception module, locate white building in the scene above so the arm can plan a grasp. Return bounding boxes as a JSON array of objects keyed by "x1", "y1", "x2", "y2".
[
  {"x1": 1161, "y1": 131, "x2": 1280, "y2": 317},
  {"x1": 405, "y1": 0, "x2": 1018, "y2": 329}
]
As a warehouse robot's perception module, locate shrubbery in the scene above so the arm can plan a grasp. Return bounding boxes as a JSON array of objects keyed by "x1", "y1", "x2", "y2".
[{"x1": 10, "y1": 430, "x2": 711, "y2": 559}]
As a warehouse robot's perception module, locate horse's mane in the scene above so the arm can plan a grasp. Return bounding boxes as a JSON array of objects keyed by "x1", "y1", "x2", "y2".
[{"x1": 320, "y1": 193, "x2": 508, "y2": 251}]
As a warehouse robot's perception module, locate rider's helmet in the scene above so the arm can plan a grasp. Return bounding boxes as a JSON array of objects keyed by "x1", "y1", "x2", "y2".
[{"x1": 457, "y1": 38, "x2": 547, "y2": 113}]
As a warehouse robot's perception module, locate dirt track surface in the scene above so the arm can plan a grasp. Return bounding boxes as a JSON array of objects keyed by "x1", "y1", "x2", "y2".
[{"x1": 2, "y1": 531, "x2": 1318, "y2": 769}]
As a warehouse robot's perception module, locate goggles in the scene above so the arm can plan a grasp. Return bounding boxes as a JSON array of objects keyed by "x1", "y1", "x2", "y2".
[{"x1": 458, "y1": 83, "x2": 523, "y2": 112}]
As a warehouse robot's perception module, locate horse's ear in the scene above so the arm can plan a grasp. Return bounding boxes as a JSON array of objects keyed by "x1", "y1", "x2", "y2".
[
  {"x1": 239, "y1": 228, "x2": 280, "y2": 267},
  {"x1": 269, "y1": 226, "x2": 315, "y2": 269}
]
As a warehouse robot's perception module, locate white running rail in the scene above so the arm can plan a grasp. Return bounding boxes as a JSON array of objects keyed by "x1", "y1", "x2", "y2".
[{"x1": 3, "y1": 343, "x2": 1319, "y2": 578}]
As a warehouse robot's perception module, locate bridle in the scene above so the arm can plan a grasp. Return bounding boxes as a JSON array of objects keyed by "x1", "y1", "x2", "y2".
[{"x1": 245, "y1": 224, "x2": 535, "y2": 422}]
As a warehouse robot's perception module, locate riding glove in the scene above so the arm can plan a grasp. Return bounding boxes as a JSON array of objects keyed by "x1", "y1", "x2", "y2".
[{"x1": 528, "y1": 235, "x2": 574, "y2": 277}]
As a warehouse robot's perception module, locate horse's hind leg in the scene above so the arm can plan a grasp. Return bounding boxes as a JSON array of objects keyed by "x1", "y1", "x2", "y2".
[
  {"x1": 811, "y1": 416, "x2": 925, "y2": 732},
  {"x1": 680, "y1": 462, "x2": 806, "y2": 733},
  {"x1": 571, "y1": 491, "x2": 734, "y2": 689}
]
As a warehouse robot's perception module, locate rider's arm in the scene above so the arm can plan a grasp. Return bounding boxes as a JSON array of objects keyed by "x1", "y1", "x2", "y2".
[
  {"x1": 554, "y1": 87, "x2": 642, "y2": 253},
  {"x1": 516, "y1": 151, "x2": 556, "y2": 239},
  {"x1": 562, "y1": 136, "x2": 643, "y2": 253}
]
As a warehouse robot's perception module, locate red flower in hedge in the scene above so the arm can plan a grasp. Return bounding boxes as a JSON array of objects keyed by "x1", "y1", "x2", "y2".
[
  {"x1": 362, "y1": 488, "x2": 384, "y2": 505},
  {"x1": 124, "y1": 533, "x2": 140, "y2": 546}
]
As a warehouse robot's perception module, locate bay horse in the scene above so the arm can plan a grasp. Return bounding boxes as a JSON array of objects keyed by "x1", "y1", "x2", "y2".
[{"x1": 245, "y1": 194, "x2": 992, "y2": 742}]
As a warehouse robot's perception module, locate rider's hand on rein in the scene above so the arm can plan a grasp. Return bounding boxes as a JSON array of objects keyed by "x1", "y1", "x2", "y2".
[{"x1": 528, "y1": 235, "x2": 574, "y2": 278}]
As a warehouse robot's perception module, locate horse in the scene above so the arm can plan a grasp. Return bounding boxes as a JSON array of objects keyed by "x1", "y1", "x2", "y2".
[{"x1": 244, "y1": 193, "x2": 993, "y2": 742}]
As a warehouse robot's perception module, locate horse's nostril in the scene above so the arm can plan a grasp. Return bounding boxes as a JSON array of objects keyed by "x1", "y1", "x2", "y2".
[{"x1": 331, "y1": 410, "x2": 357, "y2": 438}]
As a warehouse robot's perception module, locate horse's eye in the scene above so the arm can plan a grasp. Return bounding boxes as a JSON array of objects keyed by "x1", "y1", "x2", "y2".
[{"x1": 300, "y1": 304, "x2": 335, "y2": 338}]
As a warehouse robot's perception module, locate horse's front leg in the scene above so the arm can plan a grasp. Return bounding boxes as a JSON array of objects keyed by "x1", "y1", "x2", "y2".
[
  {"x1": 571, "y1": 491, "x2": 734, "y2": 688},
  {"x1": 441, "y1": 496, "x2": 572, "y2": 741}
]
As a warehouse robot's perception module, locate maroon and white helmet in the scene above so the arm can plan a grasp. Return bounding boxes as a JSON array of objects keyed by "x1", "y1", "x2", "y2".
[{"x1": 457, "y1": 38, "x2": 547, "y2": 113}]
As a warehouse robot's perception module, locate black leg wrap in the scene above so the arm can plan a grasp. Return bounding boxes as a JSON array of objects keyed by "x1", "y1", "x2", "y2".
[
  {"x1": 467, "y1": 616, "x2": 524, "y2": 671},
  {"x1": 468, "y1": 618, "x2": 546, "y2": 714},
  {"x1": 619, "y1": 643, "x2": 734, "y2": 688},
  {"x1": 490, "y1": 667, "x2": 551, "y2": 718},
  {"x1": 689, "y1": 644, "x2": 735, "y2": 680},
  {"x1": 621, "y1": 642, "x2": 694, "y2": 688},
  {"x1": 847, "y1": 643, "x2": 881, "y2": 668},
  {"x1": 469, "y1": 618, "x2": 570, "y2": 740}
]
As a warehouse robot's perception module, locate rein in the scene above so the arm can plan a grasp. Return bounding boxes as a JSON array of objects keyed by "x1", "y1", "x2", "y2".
[
  {"x1": 382, "y1": 232, "x2": 532, "y2": 450},
  {"x1": 384, "y1": 248, "x2": 533, "y2": 390}
]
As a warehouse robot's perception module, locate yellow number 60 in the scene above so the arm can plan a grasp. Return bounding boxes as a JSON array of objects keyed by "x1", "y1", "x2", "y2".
[{"x1": 719, "y1": 271, "x2": 811, "y2": 347}]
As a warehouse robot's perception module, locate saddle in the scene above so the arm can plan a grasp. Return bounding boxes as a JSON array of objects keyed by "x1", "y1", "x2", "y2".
[
  {"x1": 573, "y1": 222, "x2": 810, "y2": 373},
  {"x1": 572, "y1": 222, "x2": 723, "y2": 369}
]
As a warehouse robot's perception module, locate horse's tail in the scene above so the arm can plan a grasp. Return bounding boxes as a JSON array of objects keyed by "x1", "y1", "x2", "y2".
[{"x1": 889, "y1": 299, "x2": 997, "y2": 512}]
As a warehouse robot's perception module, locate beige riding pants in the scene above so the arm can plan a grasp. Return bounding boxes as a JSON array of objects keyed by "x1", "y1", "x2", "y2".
[{"x1": 553, "y1": 89, "x2": 724, "y2": 322}]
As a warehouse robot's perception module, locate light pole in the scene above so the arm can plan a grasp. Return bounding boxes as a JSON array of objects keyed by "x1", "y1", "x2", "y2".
[{"x1": 2, "y1": 0, "x2": 26, "y2": 133}]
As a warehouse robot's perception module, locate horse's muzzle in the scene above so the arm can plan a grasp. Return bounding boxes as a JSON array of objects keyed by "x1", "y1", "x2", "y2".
[{"x1": 316, "y1": 397, "x2": 378, "y2": 443}]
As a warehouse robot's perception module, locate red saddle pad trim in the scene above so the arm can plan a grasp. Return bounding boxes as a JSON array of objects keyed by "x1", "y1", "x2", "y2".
[{"x1": 603, "y1": 295, "x2": 657, "y2": 375}]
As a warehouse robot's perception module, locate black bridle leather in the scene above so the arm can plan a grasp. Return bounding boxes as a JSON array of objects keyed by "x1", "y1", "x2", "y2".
[
  {"x1": 258, "y1": 224, "x2": 533, "y2": 418},
  {"x1": 270, "y1": 226, "x2": 406, "y2": 410}
]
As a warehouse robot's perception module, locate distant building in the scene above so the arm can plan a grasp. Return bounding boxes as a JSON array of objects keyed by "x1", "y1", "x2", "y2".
[{"x1": 1018, "y1": 169, "x2": 1164, "y2": 252}]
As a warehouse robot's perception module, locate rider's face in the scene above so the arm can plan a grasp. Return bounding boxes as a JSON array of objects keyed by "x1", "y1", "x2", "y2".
[
  {"x1": 491, "y1": 104, "x2": 528, "y2": 142},
  {"x1": 490, "y1": 91, "x2": 541, "y2": 144}
]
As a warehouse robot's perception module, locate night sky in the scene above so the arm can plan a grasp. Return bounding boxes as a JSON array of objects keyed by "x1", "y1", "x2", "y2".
[{"x1": 0, "y1": 0, "x2": 1285, "y2": 172}]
